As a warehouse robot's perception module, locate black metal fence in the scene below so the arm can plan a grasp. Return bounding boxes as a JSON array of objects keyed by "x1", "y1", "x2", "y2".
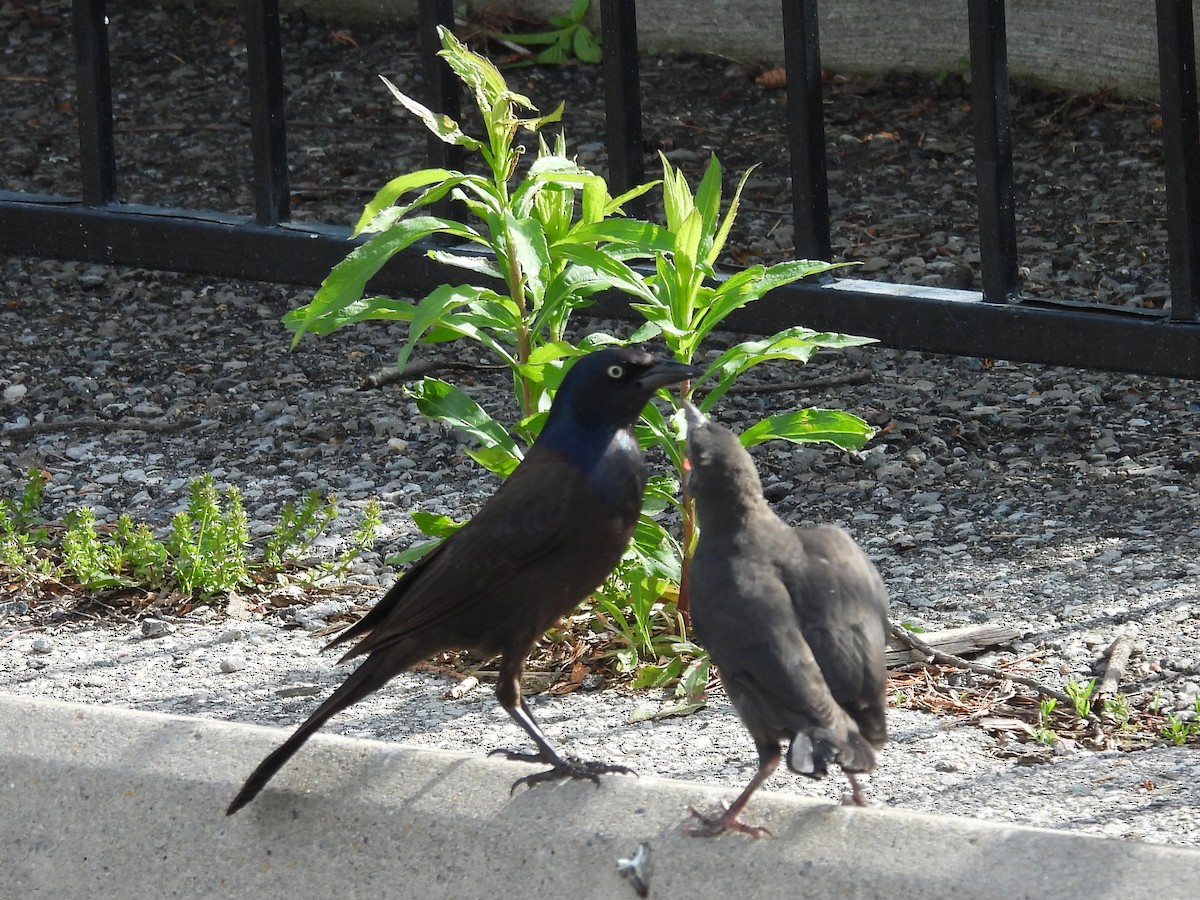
[{"x1": 2, "y1": 0, "x2": 1199, "y2": 378}]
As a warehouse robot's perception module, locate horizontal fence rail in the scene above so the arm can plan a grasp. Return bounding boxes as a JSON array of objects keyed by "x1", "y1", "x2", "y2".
[{"x1": 1, "y1": 0, "x2": 1199, "y2": 378}]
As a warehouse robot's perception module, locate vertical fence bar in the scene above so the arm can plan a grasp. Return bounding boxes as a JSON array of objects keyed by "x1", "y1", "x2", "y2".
[
  {"x1": 781, "y1": 0, "x2": 831, "y2": 260},
  {"x1": 72, "y1": 0, "x2": 116, "y2": 206},
  {"x1": 600, "y1": 0, "x2": 644, "y2": 213},
  {"x1": 245, "y1": 0, "x2": 290, "y2": 225},
  {"x1": 967, "y1": 0, "x2": 1020, "y2": 303},
  {"x1": 1156, "y1": 0, "x2": 1200, "y2": 322},
  {"x1": 417, "y1": 0, "x2": 461, "y2": 219}
]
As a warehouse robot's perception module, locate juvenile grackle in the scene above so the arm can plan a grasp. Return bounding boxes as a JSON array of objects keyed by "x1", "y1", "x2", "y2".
[
  {"x1": 227, "y1": 348, "x2": 700, "y2": 815},
  {"x1": 682, "y1": 403, "x2": 889, "y2": 837}
]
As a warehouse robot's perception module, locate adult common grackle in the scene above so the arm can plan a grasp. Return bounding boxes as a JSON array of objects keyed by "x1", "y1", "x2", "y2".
[
  {"x1": 227, "y1": 348, "x2": 700, "y2": 815},
  {"x1": 682, "y1": 403, "x2": 889, "y2": 837}
]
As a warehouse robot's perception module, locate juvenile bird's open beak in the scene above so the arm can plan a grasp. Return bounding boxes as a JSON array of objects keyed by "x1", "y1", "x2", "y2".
[
  {"x1": 682, "y1": 401, "x2": 706, "y2": 433},
  {"x1": 634, "y1": 359, "x2": 704, "y2": 391}
]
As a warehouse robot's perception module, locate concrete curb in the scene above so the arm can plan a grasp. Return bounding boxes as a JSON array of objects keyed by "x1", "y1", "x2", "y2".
[{"x1": 2, "y1": 693, "x2": 1196, "y2": 899}]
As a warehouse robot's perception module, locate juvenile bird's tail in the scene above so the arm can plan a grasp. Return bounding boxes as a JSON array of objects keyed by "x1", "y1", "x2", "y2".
[
  {"x1": 226, "y1": 646, "x2": 415, "y2": 815},
  {"x1": 786, "y1": 725, "x2": 877, "y2": 779}
]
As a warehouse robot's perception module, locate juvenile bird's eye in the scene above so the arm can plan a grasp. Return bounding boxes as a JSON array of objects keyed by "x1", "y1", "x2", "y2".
[{"x1": 606, "y1": 364, "x2": 624, "y2": 379}]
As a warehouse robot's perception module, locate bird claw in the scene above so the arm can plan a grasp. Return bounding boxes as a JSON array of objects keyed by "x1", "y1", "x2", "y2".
[
  {"x1": 684, "y1": 804, "x2": 772, "y2": 839},
  {"x1": 504, "y1": 756, "x2": 636, "y2": 795}
]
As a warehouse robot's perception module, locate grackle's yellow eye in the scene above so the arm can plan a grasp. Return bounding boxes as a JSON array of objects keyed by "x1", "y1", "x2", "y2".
[{"x1": 606, "y1": 365, "x2": 624, "y2": 379}]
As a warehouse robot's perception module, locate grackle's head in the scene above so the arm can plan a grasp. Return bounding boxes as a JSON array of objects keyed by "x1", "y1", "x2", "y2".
[
  {"x1": 683, "y1": 402, "x2": 766, "y2": 507},
  {"x1": 547, "y1": 348, "x2": 701, "y2": 432}
]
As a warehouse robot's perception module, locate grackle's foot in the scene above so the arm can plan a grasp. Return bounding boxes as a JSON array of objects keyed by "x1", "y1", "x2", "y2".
[
  {"x1": 684, "y1": 804, "x2": 772, "y2": 839},
  {"x1": 494, "y1": 750, "x2": 636, "y2": 794}
]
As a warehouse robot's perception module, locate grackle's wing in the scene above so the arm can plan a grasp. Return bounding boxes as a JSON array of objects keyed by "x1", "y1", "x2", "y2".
[{"x1": 329, "y1": 442, "x2": 641, "y2": 661}]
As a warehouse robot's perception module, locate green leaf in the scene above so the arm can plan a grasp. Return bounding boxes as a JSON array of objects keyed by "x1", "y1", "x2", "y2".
[
  {"x1": 380, "y1": 75, "x2": 483, "y2": 152},
  {"x1": 467, "y1": 445, "x2": 523, "y2": 477},
  {"x1": 410, "y1": 510, "x2": 465, "y2": 538},
  {"x1": 553, "y1": 244, "x2": 657, "y2": 303},
  {"x1": 573, "y1": 26, "x2": 602, "y2": 64},
  {"x1": 658, "y1": 152, "x2": 695, "y2": 231},
  {"x1": 692, "y1": 155, "x2": 723, "y2": 253},
  {"x1": 505, "y1": 211, "x2": 552, "y2": 304},
  {"x1": 425, "y1": 249, "x2": 505, "y2": 282},
  {"x1": 738, "y1": 408, "x2": 876, "y2": 452},
  {"x1": 352, "y1": 168, "x2": 461, "y2": 236},
  {"x1": 698, "y1": 327, "x2": 877, "y2": 409},
  {"x1": 405, "y1": 377, "x2": 524, "y2": 463},
  {"x1": 283, "y1": 216, "x2": 477, "y2": 344},
  {"x1": 605, "y1": 180, "x2": 662, "y2": 216},
  {"x1": 559, "y1": 219, "x2": 673, "y2": 252},
  {"x1": 707, "y1": 163, "x2": 756, "y2": 265}
]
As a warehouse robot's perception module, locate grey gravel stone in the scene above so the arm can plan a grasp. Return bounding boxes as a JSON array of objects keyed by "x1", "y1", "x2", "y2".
[{"x1": 140, "y1": 619, "x2": 176, "y2": 639}]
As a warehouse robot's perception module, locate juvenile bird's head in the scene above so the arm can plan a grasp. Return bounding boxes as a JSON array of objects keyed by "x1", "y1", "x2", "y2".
[
  {"x1": 683, "y1": 402, "x2": 767, "y2": 511},
  {"x1": 544, "y1": 348, "x2": 701, "y2": 436}
]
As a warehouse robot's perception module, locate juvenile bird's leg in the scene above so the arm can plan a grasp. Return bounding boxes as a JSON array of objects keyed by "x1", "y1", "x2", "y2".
[
  {"x1": 686, "y1": 740, "x2": 779, "y2": 839},
  {"x1": 843, "y1": 772, "x2": 870, "y2": 807},
  {"x1": 491, "y1": 656, "x2": 634, "y2": 793}
]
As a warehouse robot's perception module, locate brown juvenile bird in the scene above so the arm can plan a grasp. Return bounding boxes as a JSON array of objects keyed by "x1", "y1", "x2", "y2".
[
  {"x1": 683, "y1": 402, "x2": 889, "y2": 837},
  {"x1": 227, "y1": 348, "x2": 700, "y2": 815}
]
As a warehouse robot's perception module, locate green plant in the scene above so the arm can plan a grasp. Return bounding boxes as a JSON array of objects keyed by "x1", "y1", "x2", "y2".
[
  {"x1": 0, "y1": 468, "x2": 51, "y2": 571},
  {"x1": 1102, "y1": 692, "x2": 1132, "y2": 728},
  {"x1": 327, "y1": 499, "x2": 384, "y2": 579},
  {"x1": 615, "y1": 151, "x2": 875, "y2": 612},
  {"x1": 1031, "y1": 697, "x2": 1058, "y2": 745},
  {"x1": 60, "y1": 507, "x2": 130, "y2": 591},
  {"x1": 1161, "y1": 698, "x2": 1200, "y2": 746},
  {"x1": 1063, "y1": 676, "x2": 1096, "y2": 719},
  {"x1": 263, "y1": 490, "x2": 340, "y2": 567},
  {"x1": 284, "y1": 27, "x2": 874, "y2": 685},
  {"x1": 166, "y1": 475, "x2": 251, "y2": 597},
  {"x1": 482, "y1": 0, "x2": 602, "y2": 67}
]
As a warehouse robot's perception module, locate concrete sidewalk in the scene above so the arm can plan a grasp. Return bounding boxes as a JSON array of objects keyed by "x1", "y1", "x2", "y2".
[{"x1": 2, "y1": 694, "x2": 1195, "y2": 899}]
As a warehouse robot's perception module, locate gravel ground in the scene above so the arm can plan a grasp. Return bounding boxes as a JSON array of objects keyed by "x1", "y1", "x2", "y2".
[{"x1": 3, "y1": 3, "x2": 1199, "y2": 847}]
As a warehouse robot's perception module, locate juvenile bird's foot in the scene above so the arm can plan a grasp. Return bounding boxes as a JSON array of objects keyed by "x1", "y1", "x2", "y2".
[
  {"x1": 842, "y1": 773, "x2": 871, "y2": 807},
  {"x1": 684, "y1": 804, "x2": 772, "y2": 839},
  {"x1": 493, "y1": 749, "x2": 635, "y2": 794}
]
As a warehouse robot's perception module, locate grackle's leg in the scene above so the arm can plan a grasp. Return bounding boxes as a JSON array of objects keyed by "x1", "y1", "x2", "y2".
[{"x1": 490, "y1": 653, "x2": 634, "y2": 792}]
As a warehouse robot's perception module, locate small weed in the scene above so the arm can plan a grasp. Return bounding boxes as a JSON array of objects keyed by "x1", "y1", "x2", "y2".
[
  {"x1": 1063, "y1": 676, "x2": 1096, "y2": 719},
  {"x1": 326, "y1": 499, "x2": 383, "y2": 579},
  {"x1": 0, "y1": 468, "x2": 51, "y2": 571},
  {"x1": 1031, "y1": 697, "x2": 1058, "y2": 746},
  {"x1": 481, "y1": 0, "x2": 602, "y2": 67},
  {"x1": 1161, "y1": 698, "x2": 1200, "y2": 746},
  {"x1": 1102, "y1": 693, "x2": 1132, "y2": 728},
  {"x1": 1, "y1": 471, "x2": 382, "y2": 610},
  {"x1": 167, "y1": 476, "x2": 251, "y2": 598},
  {"x1": 263, "y1": 490, "x2": 339, "y2": 567}
]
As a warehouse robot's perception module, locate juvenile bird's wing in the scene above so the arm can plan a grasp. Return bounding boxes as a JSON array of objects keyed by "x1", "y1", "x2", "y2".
[
  {"x1": 329, "y1": 444, "x2": 635, "y2": 660},
  {"x1": 784, "y1": 525, "x2": 890, "y2": 747}
]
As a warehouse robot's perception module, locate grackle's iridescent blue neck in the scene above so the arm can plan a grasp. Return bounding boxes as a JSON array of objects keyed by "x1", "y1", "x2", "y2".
[{"x1": 537, "y1": 410, "x2": 644, "y2": 498}]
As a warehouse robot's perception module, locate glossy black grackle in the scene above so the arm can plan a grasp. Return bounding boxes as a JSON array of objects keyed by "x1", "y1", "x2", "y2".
[
  {"x1": 227, "y1": 348, "x2": 700, "y2": 815},
  {"x1": 682, "y1": 403, "x2": 889, "y2": 837}
]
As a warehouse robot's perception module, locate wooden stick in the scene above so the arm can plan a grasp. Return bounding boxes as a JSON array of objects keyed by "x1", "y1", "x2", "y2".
[
  {"x1": 885, "y1": 623, "x2": 1022, "y2": 667},
  {"x1": 1, "y1": 417, "x2": 197, "y2": 440},
  {"x1": 1096, "y1": 623, "x2": 1139, "y2": 699},
  {"x1": 358, "y1": 359, "x2": 507, "y2": 390}
]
